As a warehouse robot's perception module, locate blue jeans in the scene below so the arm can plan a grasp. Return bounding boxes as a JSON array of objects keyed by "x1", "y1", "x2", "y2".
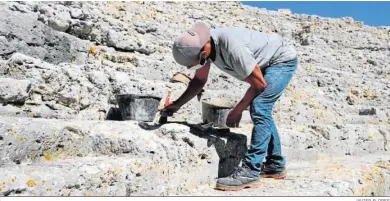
[{"x1": 243, "y1": 57, "x2": 298, "y2": 176}]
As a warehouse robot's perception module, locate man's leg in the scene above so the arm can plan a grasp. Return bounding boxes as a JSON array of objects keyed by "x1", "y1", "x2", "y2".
[
  {"x1": 261, "y1": 119, "x2": 286, "y2": 178},
  {"x1": 243, "y1": 96, "x2": 275, "y2": 175},
  {"x1": 243, "y1": 58, "x2": 298, "y2": 177},
  {"x1": 215, "y1": 58, "x2": 297, "y2": 191},
  {"x1": 262, "y1": 59, "x2": 297, "y2": 178}
]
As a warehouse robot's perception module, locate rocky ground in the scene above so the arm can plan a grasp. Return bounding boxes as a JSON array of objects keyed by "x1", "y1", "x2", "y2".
[{"x1": 0, "y1": 1, "x2": 389, "y2": 196}]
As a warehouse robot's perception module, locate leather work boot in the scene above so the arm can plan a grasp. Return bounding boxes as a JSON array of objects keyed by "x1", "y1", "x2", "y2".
[
  {"x1": 260, "y1": 162, "x2": 287, "y2": 179},
  {"x1": 215, "y1": 166, "x2": 260, "y2": 191}
]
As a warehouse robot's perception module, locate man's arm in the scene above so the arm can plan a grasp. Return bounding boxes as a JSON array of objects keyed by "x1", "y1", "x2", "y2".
[
  {"x1": 174, "y1": 62, "x2": 211, "y2": 107},
  {"x1": 234, "y1": 64, "x2": 267, "y2": 112}
]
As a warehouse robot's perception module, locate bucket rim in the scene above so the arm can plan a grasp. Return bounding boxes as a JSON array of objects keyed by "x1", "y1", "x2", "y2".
[
  {"x1": 116, "y1": 94, "x2": 162, "y2": 100},
  {"x1": 201, "y1": 101, "x2": 233, "y2": 110}
]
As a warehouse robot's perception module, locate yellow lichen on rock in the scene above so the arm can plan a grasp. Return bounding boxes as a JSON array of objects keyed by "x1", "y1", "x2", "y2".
[
  {"x1": 26, "y1": 179, "x2": 37, "y2": 187},
  {"x1": 113, "y1": 167, "x2": 122, "y2": 176},
  {"x1": 355, "y1": 166, "x2": 386, "y2": 196},
  {"x1": 168, "y1": 15, "x2": 175, "y2": 21},
  {"x1": 363, "y1": 88, "x2": 378, "y2": 100},
  {"x1": 375, "y1": 160, "x2": 390, "y2": 171},
  {"x1": 355, "y1": 21, "x2": 364, "y2": 27},
  {"x1": 8, "y1": 129, "x2": 16, "y2": 136},
  {"x1": 43, "y1": 153, "x2": 51, "y2": 161},
  {"x1": 115, "y1": 5, "x2": 125, "y2": 11},
  {"x1": 29, "y1": 151, "x2": 37, "y2": 160},
  {"x1": 88, "y1": 46, "x2": 99, "y2": 58},
  {"x1": 303, "y1": 65, "x2": 318, "y2": 73},
  {"x1": 54, "y1": 148, "x2": 64, "y2": 158}
]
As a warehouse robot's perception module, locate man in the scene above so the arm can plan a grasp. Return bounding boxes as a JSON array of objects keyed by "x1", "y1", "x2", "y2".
[{"x1": 162, "y1": 22, "x2": 298, "y2": 191}]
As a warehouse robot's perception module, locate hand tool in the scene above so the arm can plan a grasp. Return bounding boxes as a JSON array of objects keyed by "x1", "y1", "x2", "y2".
[{"x1": 158, "y1": 88, "x2": 173, "y2": 124}]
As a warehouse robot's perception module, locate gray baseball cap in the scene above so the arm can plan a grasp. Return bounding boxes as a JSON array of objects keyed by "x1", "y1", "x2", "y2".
[{"x1": 172, "y1": 22, "x2": 211, "y2": 67}]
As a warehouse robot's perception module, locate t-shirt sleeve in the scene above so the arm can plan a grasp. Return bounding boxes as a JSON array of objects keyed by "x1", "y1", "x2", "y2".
[{"x1": 228, "y1": 46, "x2": 258, "y2": 80}]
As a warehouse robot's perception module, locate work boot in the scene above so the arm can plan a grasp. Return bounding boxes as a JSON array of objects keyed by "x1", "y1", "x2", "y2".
[
  {"x1": 215, "y1": 166, "x2": 260, "y2": 191},
  {"x1": 260, "y1": 162, "x2": 287, "y2": 179}
]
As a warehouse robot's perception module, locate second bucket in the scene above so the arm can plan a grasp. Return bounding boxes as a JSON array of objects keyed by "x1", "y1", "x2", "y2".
[{"x1": 116, "y1": 94, "x2": 162, "y2": 122}]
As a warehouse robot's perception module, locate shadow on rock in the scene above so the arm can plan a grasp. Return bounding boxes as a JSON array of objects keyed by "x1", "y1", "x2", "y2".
[
  {"x1": 189, "y1": 125, "x2": 248, "y2": 178},
  {"x1": 137, "y1": 120, "x2": 248, "y2": 178},
  {"x1": 105, "y1": 107, "x2": 122, "y2": 121}
]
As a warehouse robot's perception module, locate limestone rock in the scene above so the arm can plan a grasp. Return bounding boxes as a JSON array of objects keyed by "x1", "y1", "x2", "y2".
[
  {"x1": 0, "y1": 1, "x2": 389, "y2": 196},
  {"x1": 0, "y1": 78, "x2": 31, "y2": 104},
  {"x1": 106, "y1": 30, "x2": 156, "y2": 55},
  {"x1": 88, "y1": 71, "x2": 109, "y2": 89},
  {"x1": 70, "y1": 8, "x2": 84, "y2": 19}
]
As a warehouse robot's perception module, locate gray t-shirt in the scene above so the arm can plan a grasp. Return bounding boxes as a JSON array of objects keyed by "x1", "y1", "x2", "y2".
[{"x1": 210, "y1": 27, "x2": 297, "y2": 81}]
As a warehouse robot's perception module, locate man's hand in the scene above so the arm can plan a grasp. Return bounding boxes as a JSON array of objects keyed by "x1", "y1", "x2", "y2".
[
  {"x1": 226, "y1": 64, "x2": 267, "y2": 128},
  {"x1": 226, "y1": 108, "x2": 243, "y2": 128},
  {"x1": 160, "y1": 101, "x2": 181, "y2": 115}
]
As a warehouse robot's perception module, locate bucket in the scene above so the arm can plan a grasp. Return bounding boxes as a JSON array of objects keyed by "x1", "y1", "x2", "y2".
[
  {"x1": 201, "y1": 101, "x2": 234, "y2": 128},
  {"x1": 116, "y1": 94, "x2": 162, "y2": 122}
]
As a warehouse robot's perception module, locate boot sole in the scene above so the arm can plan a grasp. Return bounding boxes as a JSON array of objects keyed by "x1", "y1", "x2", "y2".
[
  {"x1": 260, "y1": 171, "x2": 287, "y2": 179},
  {"x1": 215, "y1": 181, "x2": 261, "y2": 191}
]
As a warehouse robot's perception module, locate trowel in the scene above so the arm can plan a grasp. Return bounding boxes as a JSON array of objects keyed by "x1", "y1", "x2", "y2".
[
  {"x1": 158, "y1": 88, "x2": 173, "y2": 124},
  {"x1": 139, "y1": 88, "x2": 173, "y2": 130}
]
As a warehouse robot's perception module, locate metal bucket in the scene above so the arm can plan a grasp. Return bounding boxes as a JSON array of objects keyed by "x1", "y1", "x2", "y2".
[
  {"x1": 201, "y1": 101, "x2": 233, "y2": 128},
  {"x1": 116, "y1": 94, "x2": 162, "y2": 122}
]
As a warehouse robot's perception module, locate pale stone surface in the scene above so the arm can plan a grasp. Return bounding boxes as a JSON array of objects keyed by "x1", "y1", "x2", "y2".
[
  {"x1": 0, "y1": 78, "x2": 31, "y2": 104},
  {"x1": 0, "y1": 1, "x2": 389, "y2": 196}
]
